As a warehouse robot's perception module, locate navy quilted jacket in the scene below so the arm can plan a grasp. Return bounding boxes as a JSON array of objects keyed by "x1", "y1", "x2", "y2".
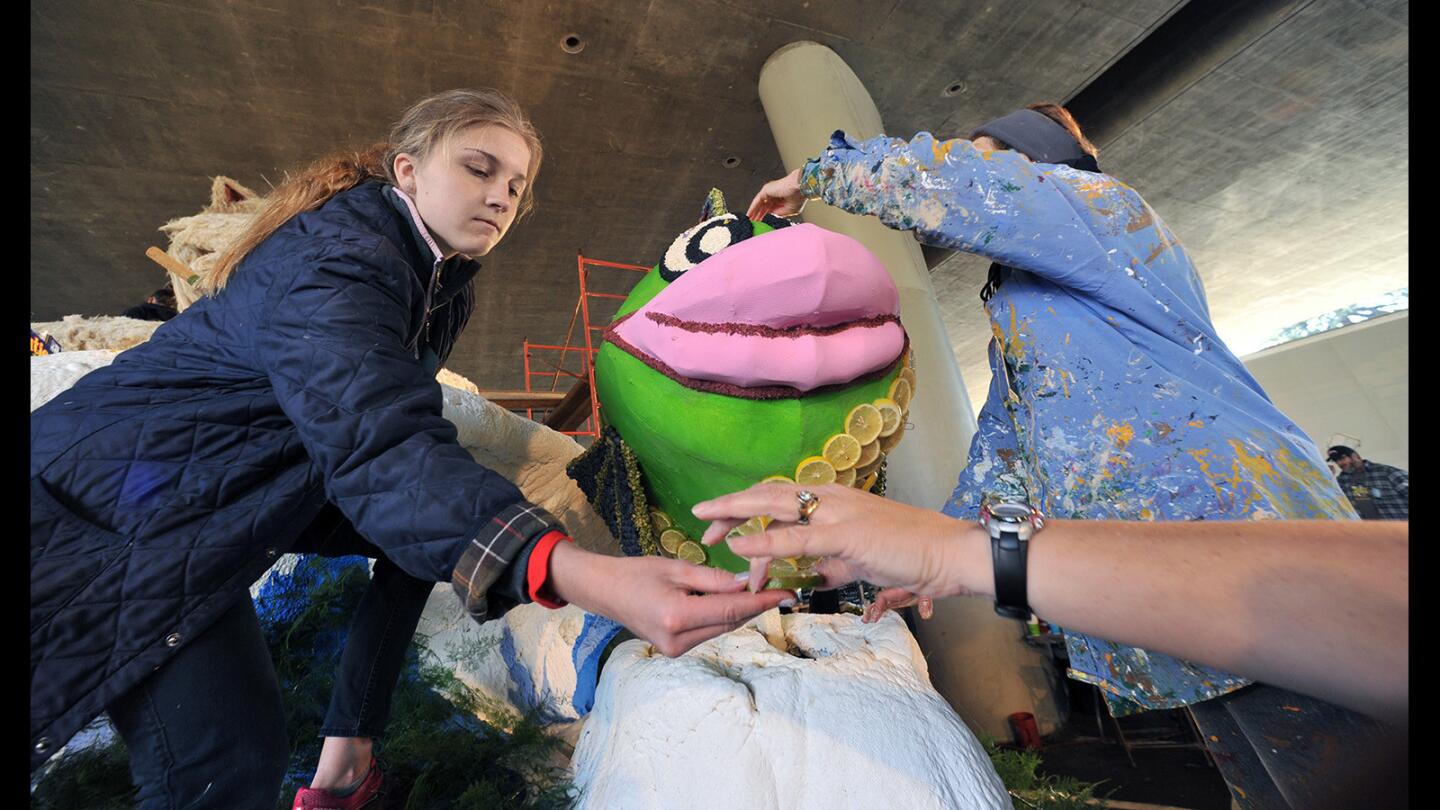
[{"x1": 30, "y1": 180, "x2": 546, "y2": 767}]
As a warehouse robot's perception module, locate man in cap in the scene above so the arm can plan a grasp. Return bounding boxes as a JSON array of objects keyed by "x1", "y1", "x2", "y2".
[{"x1": 1328, "y1": 445, "x2": 1408, "y2": 519}]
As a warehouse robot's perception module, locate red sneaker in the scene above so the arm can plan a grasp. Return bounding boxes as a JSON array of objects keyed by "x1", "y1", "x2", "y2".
[{"x1": 291, "y1": 757, "x2": 384, "y2": 810}]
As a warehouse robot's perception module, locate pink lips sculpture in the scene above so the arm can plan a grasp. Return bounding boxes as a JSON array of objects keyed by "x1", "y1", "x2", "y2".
[{"x1": 609, "y1": 223, "x2": 903, "y2": 393}]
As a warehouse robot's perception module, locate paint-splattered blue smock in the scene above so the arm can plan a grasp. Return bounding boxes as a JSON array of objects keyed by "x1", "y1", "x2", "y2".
[{"x1": 802, "y1": 131, "x2": 1357, "y2": 714}]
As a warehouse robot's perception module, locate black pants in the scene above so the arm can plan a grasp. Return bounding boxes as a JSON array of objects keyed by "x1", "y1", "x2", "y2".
[
  {"x1": 315, "y1": 553, "x2": 435, "y2": 738},
  {"x1": 108, "y1": 529, "x2": 434, "y2": 808},
  {"x1": 108, "y1": 597, "x2": 290, "y2": 810},
  {"x1": 290, "y1": 510, "x2": 437, "y2": 739}
]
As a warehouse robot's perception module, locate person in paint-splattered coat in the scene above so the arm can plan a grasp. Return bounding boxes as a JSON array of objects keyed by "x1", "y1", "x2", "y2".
[
  {"x1": 750, "y1": 105, "x2": 1397, "y2": 809},
  {"x1": 751, "y1": 105, "x2": 1357, "y2": 715}
]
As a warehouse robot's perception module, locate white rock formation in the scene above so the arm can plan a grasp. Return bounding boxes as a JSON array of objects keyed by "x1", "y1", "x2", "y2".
[
  {"x1": 29, "y1": 350, "x2": 122, "y2": 410},
  {"x1": 436, "y1": 366, "x2": 480, "y2": 394},
  {"x1": 570, "y1": 609, "x2": 1011, "y2": 809},
  {"x1": 418, "y1": 599, "x2": 597, "y2": 725}
]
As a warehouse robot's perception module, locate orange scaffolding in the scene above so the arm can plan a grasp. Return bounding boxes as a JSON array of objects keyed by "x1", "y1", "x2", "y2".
[{"x1": 522, "y1": 254, "x2": 649, "y2": 438}]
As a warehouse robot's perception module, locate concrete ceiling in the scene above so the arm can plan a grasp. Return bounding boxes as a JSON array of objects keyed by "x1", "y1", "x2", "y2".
[{"x1": 31, "y1": 0, "x2": 1407, "y2": 411}]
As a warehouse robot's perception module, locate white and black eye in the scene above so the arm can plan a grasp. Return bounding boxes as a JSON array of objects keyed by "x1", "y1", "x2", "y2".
[{"x1": 659, "y1": 214, "x2": 755, "y2": 282}]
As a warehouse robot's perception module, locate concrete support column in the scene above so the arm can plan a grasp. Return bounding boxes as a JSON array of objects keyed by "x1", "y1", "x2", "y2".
[{"x1": 758, "y1": 41, "x2": 1060, "y2": 738}]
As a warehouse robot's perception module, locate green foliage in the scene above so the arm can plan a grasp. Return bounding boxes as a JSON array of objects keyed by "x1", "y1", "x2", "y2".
[
  {"x1": 30, "y1": 737, "x2": 136, "y2": 810},
  {"x1": 259, "y1": 557, "x2": 573, "y2": 809},
  {"x1": 979, "y1": 735, "x2": 1109, "y2": 810},
  {"x1": 373, "y1": 662, "x2": 573, "y2": 810}
]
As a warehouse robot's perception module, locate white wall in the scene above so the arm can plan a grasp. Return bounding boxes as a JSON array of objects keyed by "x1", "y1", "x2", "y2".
[{"x1": 1241, "y1": 311, "x2": 1408, "y2": 471}]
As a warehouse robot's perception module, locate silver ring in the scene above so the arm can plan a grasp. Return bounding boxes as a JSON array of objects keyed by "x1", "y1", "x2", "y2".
[{"x1": 796, "y1": 490, "x2": 820, "y2": 525}]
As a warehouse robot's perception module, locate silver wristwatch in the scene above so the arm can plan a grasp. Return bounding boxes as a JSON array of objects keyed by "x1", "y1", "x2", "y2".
[{"x1": 978, "y1": 501, "x2": 1046, "y2": 620}]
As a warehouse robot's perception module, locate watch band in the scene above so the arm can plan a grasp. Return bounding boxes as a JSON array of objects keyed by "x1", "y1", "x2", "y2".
[{"x1": 991, "y1": 526, "x2": 1031, "y2": 620}]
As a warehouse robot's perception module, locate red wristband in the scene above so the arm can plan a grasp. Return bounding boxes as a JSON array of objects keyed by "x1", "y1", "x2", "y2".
[{"x1": 526, "y1": 530, "x2": 572, "y2": 609}]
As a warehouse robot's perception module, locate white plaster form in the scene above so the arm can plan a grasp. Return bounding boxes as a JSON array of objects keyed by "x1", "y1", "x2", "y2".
[{"x1": 571, "y1": 609, "x2": 1011, "y2": 809}]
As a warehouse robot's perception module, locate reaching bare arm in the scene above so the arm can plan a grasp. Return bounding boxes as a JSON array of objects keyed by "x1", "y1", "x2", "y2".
[
  {"x1": 695, "y1": 483, "x2": 1409, "y2": 723},
  {"x1": 1019, "y1": 518, "x2": 1407, "y2": 724}
]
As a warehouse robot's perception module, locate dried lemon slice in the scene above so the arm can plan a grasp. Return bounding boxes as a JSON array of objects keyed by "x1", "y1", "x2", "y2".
[
  {"x1": 726, "y1": 515, "x2": 771, "y2": 540},
  {"x1": 677, "y1": 540, "x2": 707, "y2": 564},
  {"x1": 879, "y1": 427, "x2": 905, "y2": 453},
  {"x1": 795, "y1": 455, "x2": 837, "y2": 486},
  {"x1": 875, "y1": 415, "x2": 898, "y2": 446},
  {"x1": 889, "y1": 378, "x2": 913, "y2": 410},
  {"x1": 856, "y1": 440, "x2": 881, "y2": 468},
  {"x1": 855, "y1": 457, "x2": 882, "y2": 480},
  {"x1": 860, "y1": 471, "x2": 880, "y2": 491},
  {"x1": 899, "y1": 365, "x2": 917, "y2": 389},
  {"x1": 873, "y1": 398, "x2": 902, "y2": 437},
  {"x1": 835, "y1": 466, "x2": 857, "y2": 488},
  {"x1": 822, "y1": 433, "x2": 863, "y2": 471},
  {"x1": 659, "y1": 528, "x2": 687, "y2": 555},
  {"x1": 845, "y1": 403, "x2": 884, "y2": 445},
  {"x1": 762, "y1": 475, "x2": 795, "y2": 485}
]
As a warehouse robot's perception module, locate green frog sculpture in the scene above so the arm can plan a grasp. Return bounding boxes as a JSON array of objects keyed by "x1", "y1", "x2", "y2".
[{"x1": 569, "y1": 190, "x2": 915, "y2": 591}]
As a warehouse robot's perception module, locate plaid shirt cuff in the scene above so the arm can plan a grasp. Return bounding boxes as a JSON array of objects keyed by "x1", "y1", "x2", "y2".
[{"x1": 452, "y1": 500, "x2": 562, "y2": 622}]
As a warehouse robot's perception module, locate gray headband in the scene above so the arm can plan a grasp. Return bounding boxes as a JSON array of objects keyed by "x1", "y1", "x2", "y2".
[{"x1": 972, "y1": 109, "x2": 1092, "y2": 167}]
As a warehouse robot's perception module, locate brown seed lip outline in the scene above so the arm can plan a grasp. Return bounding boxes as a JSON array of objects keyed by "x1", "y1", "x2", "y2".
[
  {"x1": 643, "y1": 311, "x2": 900, "y2": 338},
  {"x1": 604, "y1": 312, "x2": 908, "y2": 401}
]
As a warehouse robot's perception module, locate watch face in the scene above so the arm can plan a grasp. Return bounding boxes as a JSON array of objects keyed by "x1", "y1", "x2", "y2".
[{"x1": 989, "y1": 502, "x2": 1033, "y2": 521}]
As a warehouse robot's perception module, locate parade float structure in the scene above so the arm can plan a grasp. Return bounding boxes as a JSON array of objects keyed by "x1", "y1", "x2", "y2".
[{"x1": 29, "y1": 178, "x2": 1011, "y2": 809}]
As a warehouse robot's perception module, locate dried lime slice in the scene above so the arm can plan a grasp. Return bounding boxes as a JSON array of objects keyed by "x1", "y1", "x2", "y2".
[
  {"x1": 765, "y1": 573, "x2": 824, "y2": 590},
  {"x1": 873, "y1": 398, "x2": 902, "y2": 437},
  {"x1": 889, "y1": 377, "x2": 913, "y2": 410},
  {"x1": 845, "y1": 403, "x2": 884, "y2": 445},
  {"x1": 650, "y1": 509, "x2": 673, "y2": 534},
  {"x1": 856, "y1": 439, "x2": 881, "y2": 468},
  {"x1": 659, "y1": 528, "x2": 686, "y2": 555},
  {"x1": 725, "y1": 515, "x2": 771, "y2": 540},
  {"x1": 794, "y1": 555, "x2": 820, "y2": 569},
  {"x1": 822, "y1": 433, "x2": 862, "y2": 471},
  {"x1": 795, "y1": 455, "x2": 837, "y2": 486},
  {"x1": 767, "y1": 557, "x2": 798, "y2": 577},
  {"x1": 835, "y1": 466, "x2": 857, "y2": 488},
  {"x1": 677, "y1": 540, "x2": 707, "y2": 564}
]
